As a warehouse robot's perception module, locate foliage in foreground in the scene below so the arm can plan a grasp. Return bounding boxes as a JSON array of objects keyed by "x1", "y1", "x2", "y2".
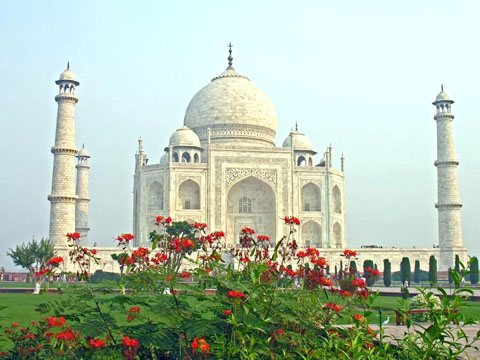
[{"x1": 1, "y1": 217, "x2": 479, "y2": 359}]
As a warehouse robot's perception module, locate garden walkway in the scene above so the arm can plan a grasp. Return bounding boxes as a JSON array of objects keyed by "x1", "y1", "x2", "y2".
[{"x1": 369, "y1": 324, "x2": 480, "y2": 359}]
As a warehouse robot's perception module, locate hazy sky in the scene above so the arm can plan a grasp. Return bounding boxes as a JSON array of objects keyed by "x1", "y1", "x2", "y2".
[{"x1": 1, "y1": 1, "x2": 479, "y2": 271}]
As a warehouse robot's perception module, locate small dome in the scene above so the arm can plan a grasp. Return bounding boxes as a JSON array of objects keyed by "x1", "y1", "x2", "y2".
[
  {"x1": 435, "y1": 91, "x2": 451, "y2": 102},
  {"x1": 169, "y1": 126, "x2": 201, "y2": 148},
  {"x1": 77, "y1": 147, "x2": 89, "y2": 157},
  {"x1": 59, "y1": 69, "x2": 76, "y2": 81},
  {"x1": 160, "y1": 152, "x2": 168, "y2": 164},
  {"x1": 282, "y1": 131, "x2": 314, "y2": 151}
]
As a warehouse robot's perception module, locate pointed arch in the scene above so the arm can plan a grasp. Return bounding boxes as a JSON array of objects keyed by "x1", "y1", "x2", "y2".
[
  {"x1": 333, "y1": 185, "x2": 342, "y2": 214},
  {"x1": 297, "y1": 155, "x2": 306, "y2": 166},
  {"x1": 172, "y1": 152, "x2": 179, "y2": 162},
  {"x1": 148, "y1": 181, "x2": 164, "y2": 211},
  {"x1": 178, "y1": 179, "x2": 200, "y2": 209},
  {"x1": 181, "y1": 152, "x2": 191, "y2": 163},
  {"x1": 227, "y1": 176, "x2": 276, "y2": 245},
  {"x1": 301, "y1": 182, "x2": 321, "y2": 211},
  {"x1": 308, "y1": 157, "x2": 313, "y2": 166},
  {"x1": 193, "y1": 153, "x2": 200, "y2": 163},
  {"x1": 333, "y1": 222, "x2": 342, "y2": 248},
  {"x1": 302, "y1": 221, "x2": 322, "y2": 248}
]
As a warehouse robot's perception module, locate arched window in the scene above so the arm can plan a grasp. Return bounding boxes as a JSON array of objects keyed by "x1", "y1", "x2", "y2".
[
  {"x1": 333, "y1": 185, "x2": 341, "y2": 213},
  {"x1": 238, "y1": 196, "x2": 252, "y2": 213},
  {"x1": 301, "y1": 183, "x2": 321, "y2": 211},
  {"x1": 333, "y1": 222, "x2": 342, "y2": 247},
  {"x1": 302, "y1": 221, "x2": 322, "y2": 248},
  {"x1": 148, "y1": 181, "x2": 164, "y2": 211},
  {"x1": 193, "y1": 153, "x2": 200, "y2": 163},
  {"x1": 178, "y1": 180, "x2": 200, "y2": 209},
  {"x1": 172, "y1": 152, "x2": 179, "y2": 162},
  {"x1": 181, "y1": 152, "x2": 191, "y2": 163},
  {"x1": 308, "y1": 157, "x2": 313, "y2": 166},
  {"x1": 297, "y1": 155, "x2": 306, "y2": 166}
]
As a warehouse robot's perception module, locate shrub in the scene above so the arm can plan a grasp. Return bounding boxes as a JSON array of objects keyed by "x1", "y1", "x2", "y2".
[
  {"x1": 90, "y1": 270, "x2": 121, "y2": 283},
  {"x1": 409, "y1": 293, "x2": 441, "y2": 321},
  {"x1": 471, "y1": 257, "x2": 479, "y2": 285},
  {"x1": 413, "y1": 260, "x2": 421, "y2": 283},
  {"x1": 429, "y1": 255, "x2": 437, "y2": 285},
  {"x1": 400, "y1": 257, "x2": 411, "y2": 285},
  {"x1": 383, "y1": 259, "x2": 391, "y2": 287}
]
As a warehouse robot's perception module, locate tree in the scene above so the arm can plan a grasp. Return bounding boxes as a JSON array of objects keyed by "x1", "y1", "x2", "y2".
[
  {"x1": 400, "y1": 257, "x2": 411, "y2": 285},
  {"x1": 413, "y1": 260, "x2": 421, "y2": 284},
  {"x1": 455, "y1": 254, "x2": 460, "y2": 273},
  {"x1": 383, "y1": 259, "x2": 391, "y2": 287},
  {"x1": 7, "y1": 238, "x2": 55, "y2": 294},
  {"x1": 334, "y1": 265, "x2": 338, "y2": 279},
  {"x1": 429, "y1": 255, "x2": 437, "y2": 285},
  {"x1": 471, "y1": 257, "x2": 479, "y2": 285}
]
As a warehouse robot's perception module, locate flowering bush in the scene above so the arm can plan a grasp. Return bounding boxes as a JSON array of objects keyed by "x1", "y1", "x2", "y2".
[{"x1": 1, "y1": 217, "x2": 479, "y2": 359}]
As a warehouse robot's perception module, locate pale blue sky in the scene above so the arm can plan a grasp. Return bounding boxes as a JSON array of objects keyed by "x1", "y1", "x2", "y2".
[{"x1": 1, "y1": 1, "x2": 479, "y2": 270}]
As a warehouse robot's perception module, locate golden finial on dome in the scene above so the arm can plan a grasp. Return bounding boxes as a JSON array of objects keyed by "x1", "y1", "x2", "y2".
[{"x1": 227, "y1": 42, "x2": 233, "y2": 68}]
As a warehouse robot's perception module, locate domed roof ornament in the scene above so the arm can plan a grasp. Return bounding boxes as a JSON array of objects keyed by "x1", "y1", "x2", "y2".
[{"x1": 227, "y1": 42, "x2": 234, "y2": 69}]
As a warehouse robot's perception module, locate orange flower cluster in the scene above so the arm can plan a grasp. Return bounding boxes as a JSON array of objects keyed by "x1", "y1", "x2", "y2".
[
  {"x1": 193, "y1": 222, "x2": 207, "y2": 230},
  {"x1": 257, "y1": 234, "x2": 270, "y2": 242},
  {"x1": 192, "y1": 337, "x2": 210, "y2": 355},
  {"x1": 222, "y1": 309, "x2": 232, "y2": 316},
  {"x1": 122, "y1": 335, "x2": 139, "y2": 360},
  {"x1": 89, "y1": 338, "x2": 106, "y2": 348},
  {"x1": 353, "y1": 314, "x2": 365, "y2": 322},
  {"x1": 46, "y1": 316, "x2": 66, "y2": 328},
  {"x1": 325, "y1": 302, "x2": 341, "y2": 312},
  {"x1": 227, "y1": 290, "x2": 245, "y2": 298}
]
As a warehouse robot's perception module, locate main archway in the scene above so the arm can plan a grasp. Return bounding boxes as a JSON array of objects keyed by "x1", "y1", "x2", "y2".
[{"x1": 226, "y1": 176, "x2": 276, "y2": 245}]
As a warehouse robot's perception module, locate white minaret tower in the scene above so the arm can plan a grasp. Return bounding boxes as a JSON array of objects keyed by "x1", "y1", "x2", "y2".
[
  {"x1": 48, "y1": 63, "x2": 79, "y2": 245},
  {"x1": 433, "y1": 86, "x2": 464, "y2": 270},
  {"x1": 75, "y1": 145, "x2": 90, "y2": 245}
]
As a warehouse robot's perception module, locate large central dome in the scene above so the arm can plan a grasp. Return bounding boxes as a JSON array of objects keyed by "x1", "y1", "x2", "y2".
[{"x1": 184, "y1": 66, "x2": 277, "y2": 147}]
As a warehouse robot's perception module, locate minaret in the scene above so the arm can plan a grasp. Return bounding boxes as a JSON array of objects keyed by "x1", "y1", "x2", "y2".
[
  {"x1": 48, "y1": 63, "x2": 79, "y2": 245},
  {"x1": 433, "y1": 86, "x2": 463, "y2": 270},
  {"x1": 75, "y1": 145, "x2": 90, "y2": 245}
]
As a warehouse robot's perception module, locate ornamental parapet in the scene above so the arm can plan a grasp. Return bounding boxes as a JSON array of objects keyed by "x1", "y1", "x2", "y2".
[
  {"x1": 435, "y1": 203, "x2": 463, "y2": 209},
  {"x1": 51, "y1": 147, "x2": 78, "y2": 155},
  {"x1": 76, "y1": 197, "x2": 90, "y2": 202},
  {"x1": 434, "y1": 160, "x2": 459, "y2": 166},
  {"x1": 434, "y1": 113, "x2": 455, "y2": 121},
  {"x1": 48, "y1": 195, "x2": 78, "y2": 203},
  {"x1": 55, "y1": 94, "x2": 79, "y2": 103},
  {"x1": 75, "y1": 163, "x2": 90, "y2": 169}
]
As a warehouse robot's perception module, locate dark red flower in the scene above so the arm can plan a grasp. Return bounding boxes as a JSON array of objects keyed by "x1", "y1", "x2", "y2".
[{"x1": 89, "y1": 338, "x2": 106, "y2": 348}]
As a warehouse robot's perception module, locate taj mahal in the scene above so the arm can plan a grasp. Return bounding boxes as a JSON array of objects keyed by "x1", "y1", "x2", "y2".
[{"x1": 48, "y1": 46, "x2": 467, "y2": 273}]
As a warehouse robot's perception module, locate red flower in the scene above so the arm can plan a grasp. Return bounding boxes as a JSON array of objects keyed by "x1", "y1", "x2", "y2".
[
  {"x1": 166, "y1": 275, "x2": 173, "y2": 281},
  {"x1": 11, "y1": 323, "x2": 18, "y2": 328},
  {"x1": 45, "y1": 316, "x2": 66, "y2": 328},
  {"x1": 47, "y1": 256, "x2": 63, "y2": 266},
  {"x1": 277, "y1": 328, "x2": 285, "y2": 336},
  {"x1": 180, "y1": 271, "x2": 191, "y2": 278},
  {"x1": 227, "y1": 290, "x2": 245, "y2": 298},
  {"x1": 122, "y1": 335, "x2": 139, "y2": 347},
  {"x1": 222, "y1": 310, "x2": 232, "y2": 316},
  {"x1": 353, "y1": 314, "x2": 365, "y2": 322},
  {"x1": 343, "y1": 249, "x2": 357, "y2": 257},
  {"x1": 352, "y1": 278, "x2": 366, "y2": 288},
  {"x1": 66, "y1": 232, "x2": 81, "y2": 241},
  {"x1": 129, "y1": 307, "x2": 140, "y2": 313},
  {"x1": 257, "y1": 234, "x2": 270, "y2": 242},
  {"x1": 284, "y1": 216, "x2": 300, "y2": 225},
  {"x1": 56, "y1": 329, "x2": 76, "y2": 341},
  {"x1": 324, "y1": 302, "x2": 341, "y2": 312},
  {"x1": 192, "y1": 338, "x2": 210, "y2": 355},
  {"x1": 241, "y1": 227, "x2": 255, "y2": 234},
  {"x1": 89, "y1": 338, "x2": 106, "y2": 348},
  {"x1": 116, "y1": 233, "x2": 134, "y2": 243},
  {"x1": 155, "y1": 215, "x2": 164, "y2": 224}
]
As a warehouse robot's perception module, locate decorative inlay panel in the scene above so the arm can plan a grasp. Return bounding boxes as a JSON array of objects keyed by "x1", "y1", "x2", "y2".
[{"x1": 225, "y1": 168, "x2": 277, "y2": 189}]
